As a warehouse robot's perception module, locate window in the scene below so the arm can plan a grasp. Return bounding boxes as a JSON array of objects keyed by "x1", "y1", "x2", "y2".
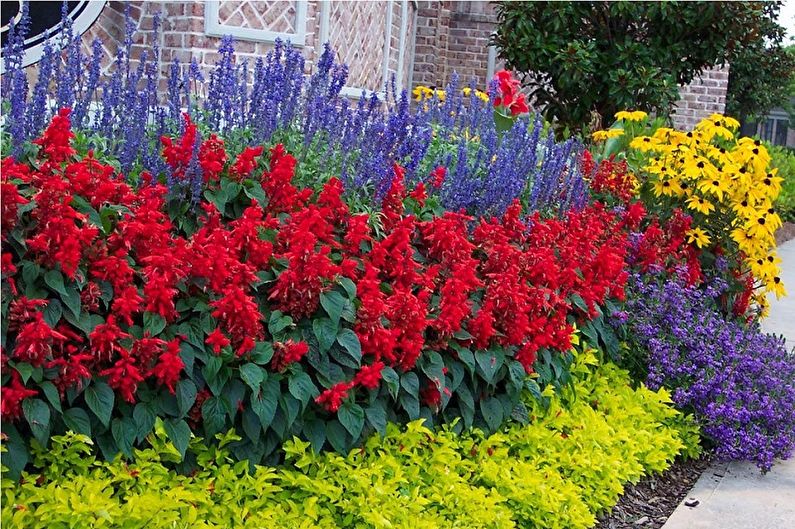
[{"x1": 774, "y1": 119, "x2": 789, "y2": 147}]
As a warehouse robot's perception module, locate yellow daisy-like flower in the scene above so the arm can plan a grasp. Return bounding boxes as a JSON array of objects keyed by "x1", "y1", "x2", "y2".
[
  {"x1": 629, "y1": 136, "x2": 660, "y2": 152},
  {"x1": 759, "y1": 169, "x2": 784, "y2": 198},
  {"x1": 705, "y1": 113, "x2": 740, "y2": 131},
  {"x1": 462, "y1": 87, "x2": 489, "y2": 103},
  {"x1": 731, "y1": 196, "x2": 759, "y2": 221},
  {"x1": 685, "y1": 195, "x2": 715, "y2": 215},
  {"x1": 592, "y1": 129, "x2": 624, "y2": 141},
  {"x1": 682, "y1": 155, "x2": 719, "y2": 180},
  {"x1": 767, "y1": 276, "x2": 787, "y2": 298},
  {"x1": 697, "y1": 177, "x2": 730, "y2": 201},
  {"x1": 749, "y1": 254, "x2": 782, "y2": 282},
  {"x1": 412, "y1": 85, "x2": 434, "y2": 101},
  {"x1": 745, "y1": 214, "x2": 775, "y2": 239},
  {"x1": 686, "y1": 227, "x2": 711, "y2": 248},
  {"x1": 615, "y1": 110, "x2": 648, "y2": 122},
  {"x1": 652, "y1": 177, "x2": 683, "y2": 198}
]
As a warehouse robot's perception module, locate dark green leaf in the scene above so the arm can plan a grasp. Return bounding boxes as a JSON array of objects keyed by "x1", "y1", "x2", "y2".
[
  {"x1": 239, "y1": 363, "x2": 265, "y2": 392},
  {"x1": 339, "y1": 277, "x2": 357, "y2": 299},
  {"x1": 23, "y1": 399, "x2": 51, "y2": 446},
  {"x1": 84, "y1": 381, "x2": 115, "y2": 427},
  {"x1": 338, "y1": 402, "x2": 365, "y2": 439},
  {"x1": 288, "y1": 372, "x2": 318, "y2": 407},
  {"x1": 480, "y1": 397, "x2": 504, "y2": 433},
  {"x1": 143, "y1": 312, "x2": 167, "y2": 336},
  {"x1": 476, "y1": 350, "x2": 504, "y2": 384},
  {"x1": 336, "y1": 329, "x2": 362, "y2": 362},
  {"x1": 111, "y1": 417, "x2": 137, "y2": 457},
  {"x1": 164, "y1": 418, "x2": 191, "y2": 459},
  {"x1": 382, "y1": 366, "x2": 400, "y2": 399},
  {"x1": 61, "y1": 284, "x2": 81, "y2": 318},
  {"x1": 400, "y1": 372, "x2": 419, "y2": 396},
  {"x1": 39, "y1": 381, "x2": 62, "y2": 413},
  {"x1": 250, "y1": 342, "x2": 274, "y2": 365},
  {"x1": 14, "y1": 362, "x2": 33, "y2": 384},
  {"x1": 326, "y1": 420, "x2": 349, "y2": 453},
  {"x1": 63, "y1": 408, "x2": 91, "y2": 436},
  {"x1": 313, "y1": 317, "x2": 338, "y2": 353},
  {"x1": 268, "y1": 311, "x2": 293, "y2": 335},
  {"x1": 251, "y1": 378, "x2": 279, "y2": 428},
  {"x1": 241, "y1": 407, "x2": 262, "y2": 442},
  {"x1": 303, "y1": 419, "x2": 326, "y2": 453},
  {"x1": 365, "y1": 402, "x2": 387, "y2": 436},
  {"x1": 133, "y1": 403, "x2": 156, "y2": 442},
  {"x1": 320, "y1": 291, "x2": 346, "y2": 326},
  {"x1": 42, "y1": 298, "x2": 63, "y2": 327},
  {"x1": 176, "y1": 379, "x2": 197, "y2": 417},
  {"x1": 202, "y1": 396, "x2": 227, "y2": 436},
  {"x1": 44, "y1": 269, "x2": 67, "y2": 296}
]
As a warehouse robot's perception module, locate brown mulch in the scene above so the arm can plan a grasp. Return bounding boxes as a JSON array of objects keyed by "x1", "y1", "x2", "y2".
[
  {"x1": 594, "y1": 455, "x2": 712, "y2": 529},
  {"x1": 776, "y1": 222, "x2": 795, "y2": 246}
]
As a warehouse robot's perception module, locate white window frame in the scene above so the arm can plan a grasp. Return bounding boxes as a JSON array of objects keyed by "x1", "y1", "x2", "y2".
[{"x1": 204, "y1": 0, "x2": 308, "y2": 46}]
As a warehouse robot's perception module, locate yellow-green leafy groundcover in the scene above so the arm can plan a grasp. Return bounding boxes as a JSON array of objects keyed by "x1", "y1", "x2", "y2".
[{"x1": 2, "y1": 351, "x2": 700, "y2": 529}]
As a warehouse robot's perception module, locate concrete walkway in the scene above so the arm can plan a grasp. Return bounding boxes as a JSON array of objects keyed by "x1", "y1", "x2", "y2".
[{"x1": 662, "y1": 239, "x2": 795, "y2": 529}]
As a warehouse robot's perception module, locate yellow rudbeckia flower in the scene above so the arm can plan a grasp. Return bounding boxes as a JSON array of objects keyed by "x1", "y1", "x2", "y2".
[
  {"x1": 686, "y1": 227, "x2": 711, "y2": 248},
  {"x1": 592, "y1": 129, "x2": 625, "y2": 141},
  {"x1": 686, "y1": 195, "x2": 715, "y2": 215},
  {"x1": 615, "y1": 110, "x2": 648, "y2": 122}
]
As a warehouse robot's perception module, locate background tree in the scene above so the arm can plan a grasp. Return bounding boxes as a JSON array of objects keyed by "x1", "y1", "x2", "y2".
[
  {"x1": 725, "y1": 1, "x2": 795, "y2": 123},
  {"x1": 493, "y1": 1, "x2": 778, "y2": 132}
]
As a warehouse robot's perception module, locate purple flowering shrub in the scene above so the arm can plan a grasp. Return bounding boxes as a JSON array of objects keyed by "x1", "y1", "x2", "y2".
[{"x1": 618, "y1": 275, "x2": 795, "y2": 471}]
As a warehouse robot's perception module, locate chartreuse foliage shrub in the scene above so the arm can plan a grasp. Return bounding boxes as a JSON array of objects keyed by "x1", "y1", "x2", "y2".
[
  {"x1": 768, "y1": 142, "x2": 795, "y2": 222},
  {"x1": 2, "y1": 351, "x2": 700, "y2": 529}
]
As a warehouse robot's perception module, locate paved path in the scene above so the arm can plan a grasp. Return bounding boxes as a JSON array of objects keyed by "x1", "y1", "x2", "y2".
[{"x1": 662, "y1": 239, "x2": 795, "y2": 529}]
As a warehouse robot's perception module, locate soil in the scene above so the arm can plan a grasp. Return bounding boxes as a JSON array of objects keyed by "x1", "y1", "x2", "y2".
[
  {"x1": 594, "y1": 455, "x2": 712, "y2": 529},
  {"x1": 775, "y1": 221, "x2": 795, "y2": 246}
]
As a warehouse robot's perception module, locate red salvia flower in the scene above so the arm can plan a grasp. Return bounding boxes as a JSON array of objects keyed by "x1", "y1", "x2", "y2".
[
  {"x1": 1, "y1": 372, "x2": 38, "y2": 421},
  {"x1": 315, "y1": 381, "x2": 354, "y2": 413}
]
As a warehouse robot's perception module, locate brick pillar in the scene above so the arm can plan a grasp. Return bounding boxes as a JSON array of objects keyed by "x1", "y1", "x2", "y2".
[
  {"x1": 672, "y1": 66, "x2": 730, "y2": 130},
  {"x1": 412, "y1": 1, "x2": 452, "y2": 88}
]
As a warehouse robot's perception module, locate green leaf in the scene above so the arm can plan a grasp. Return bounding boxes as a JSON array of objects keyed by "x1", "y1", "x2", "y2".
[
  {"x1": 339, "y1": 277, "x2": 357, "y2": 299},
  {"x1": 313, "y1": 317, "x2": 338, "y2": 353},
  {"x1": 42, "y1": 298, "x2": 63, "y2": 327},
  {"x1": 63, "y1": 408, "x2": 91, "y2": 436},
  {"x1": 382, "y1": 366, "x2": 400, "y2": 399},
  {"x1": 239, "y1": 363, "x2": 265, "y2": 392},
  {"x1": 326, "y1": 420, "x2": 349, "y2": 453},
  {"x1": 23, "y1": 399, "x2": 51, "y2": 446},
  {"x1": 338, "y1": 402, "x2": 365, "y2": 439},
  {"x1": 133, "y1": 402, "x2": 156, "y2": 442},
  {"x1": 320, "y1": 290, "x2": 346, "y2": 326},
  {"x1": 336, "y1": 329, "x2": 362, "y2": 362},
  {"x1": 288, "y1": 372, "x2": 318, "y2": 408},
  {"x1": 456, "y1": 346, "x2": 476, "y2": 374},
  {"x1": 365, "y1": 402, "x2": 387, "y2": 436},
  {"x1": 457, "y1": 384, "x2": 475, "y2": 429},
  {"x1": 250, "y1": 342, "x2": 274, "y2": 365},
  {"x1": 44, "y1": 269, "x2": 67, "y2": 296},
  {"x1": 251, "y1": 378, "x2": 279, "y2": 429},
  {"x1": 111, "y1": 417, "x2": 137, "y2": 457},
  {"x1": 268, "y1": 311, "x2": 293, "y2": 335},
  {"x1": 39, "y1": 381, "x2": 62, "y2": 413},
  {"x1": 480, "y1": 396, "x2": 504, "y2": 433},
  {"x1": 163, "y1": 418, "x2": 191, "y2": 459},
  {"x1": 476, "y1": 350, "x2": 504, "y2": 385},
  {"x1": 241, "y1": 407, "x2": 262, "y2": 442},
  {"x1": 176, "y1": 379, "x2": 197, "y2": 417},
  {"x1": 143, "y1": 312, "x2": 167, "y2": 336},
  {"x1": 400, "y1": 372, "x2": 419, "y2": 396},
  {"x1": 61, "y1": 284, "x2": 81, "y2": 318},
  {"x1": 14, "y1": 362, "x2": 33, "y2": 384},
  {"x1": 399, "y1": 393, "x2": 420, "y2": 420},
  {"x1": 84, "y1": 381, "x2": 115, "y2": 427},
  {"x1": 202, "y1": 396, "x2": 227, "y2": 436},
  {"x1": 303, "y1": 419, "x2": 326, "y2": 453}
]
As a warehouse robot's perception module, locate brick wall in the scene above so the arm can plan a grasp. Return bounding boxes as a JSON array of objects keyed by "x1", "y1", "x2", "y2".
[
  {"x1": 670, "y1": 67, "x2": 729, "y2": 130},
  {"x1": 53, "y1": 1, "x2": 417, "y2": 96}
]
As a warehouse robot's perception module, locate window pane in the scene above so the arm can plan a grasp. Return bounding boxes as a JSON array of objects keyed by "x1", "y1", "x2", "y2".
[
  {"x1": 775, "y1": 119, "x2": 788, "y2": 146},
  {"x1": 763, "y1": 119, "x2": 775, "y2": 141}
]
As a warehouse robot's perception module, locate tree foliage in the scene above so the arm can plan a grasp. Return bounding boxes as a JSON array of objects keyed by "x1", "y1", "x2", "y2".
[
  {"x1": 725, "y1": 2, "x2": 795, "y2": 122},
  {"x1": 494, "y1": 1, "x2": 776, "y2": 131}
]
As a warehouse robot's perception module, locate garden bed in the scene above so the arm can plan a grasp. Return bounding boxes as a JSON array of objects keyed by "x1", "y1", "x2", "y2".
[{"x1": 596, "y1": 455, "x2": 712, "y2": 529}]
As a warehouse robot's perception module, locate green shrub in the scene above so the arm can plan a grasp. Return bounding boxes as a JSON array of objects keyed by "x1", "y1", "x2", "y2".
[
  {"x1": 2, "y1": 351, "x2": 700, "y2": 529},
  {"x1": 768, "y1": 142, "x2": 795, "y2": 222}
]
